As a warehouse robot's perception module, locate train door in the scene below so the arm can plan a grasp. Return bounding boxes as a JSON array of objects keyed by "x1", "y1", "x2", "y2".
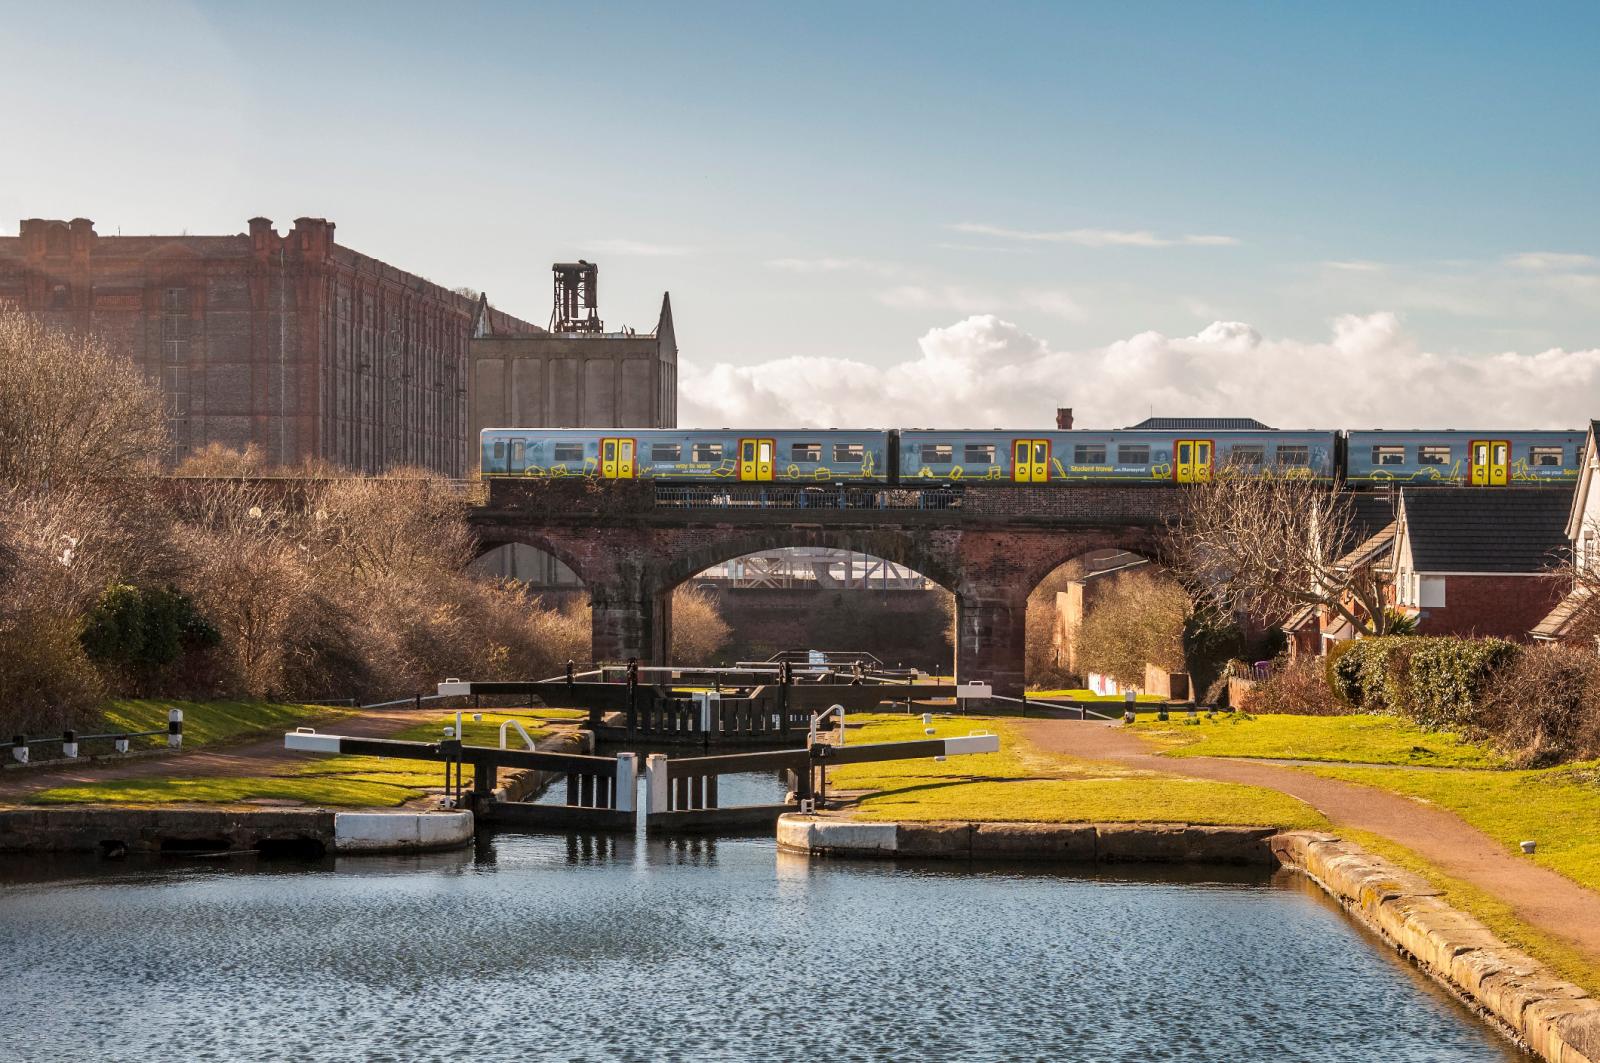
[
  {"x1": 508, "y1": 439, "x2": 527, "y2": 474},
  {"x1": 1174, "y1": 439, "x2": 1213, "y2": 483},
  {"x1": 739, "y1": 438, "x2": 775, "y2": 481},
  {"x1": 1011, "y1": 439, "x2": 1050, "y2": 483},
  {"x1": 1469, "y1": 439, "x2": 1509, "y2": 486},
  {"x1": 600, "y1": 438, "x2": 636, "y2": 479}
]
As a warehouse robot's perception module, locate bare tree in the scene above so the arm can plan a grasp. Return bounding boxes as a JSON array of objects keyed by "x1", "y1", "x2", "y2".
[
  {"x1": 1548, "y1": 517, "x2": 1600, "y2": 645},
  {"x1": 1172, "y1": 474, "x2": 1396, "y2": 637},
  {"x1": 0, "y1": 309, "x2": 169, "y2": 487},
  {"x1": 1076, "y1": 569, "x2": 1191, "y2": 686}
]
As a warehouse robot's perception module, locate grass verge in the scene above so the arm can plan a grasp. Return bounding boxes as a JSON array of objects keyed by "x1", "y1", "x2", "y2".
[
  {"x1": 1131, "y1": 712, "x2": 1503, "y2": 768},
  {"x1": 100, "y1": 698, "x2": 350, "y2": 749}
]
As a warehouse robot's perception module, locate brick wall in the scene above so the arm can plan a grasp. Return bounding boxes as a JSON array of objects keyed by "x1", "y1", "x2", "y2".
[{"x1": 1416, "y1": 574, "x2": 1567, "y2": 640}]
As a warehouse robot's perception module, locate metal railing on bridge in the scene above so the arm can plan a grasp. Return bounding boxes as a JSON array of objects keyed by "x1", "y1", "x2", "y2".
[{"x1": 654, "y1": 484, "x2": 962, "y2": 511}]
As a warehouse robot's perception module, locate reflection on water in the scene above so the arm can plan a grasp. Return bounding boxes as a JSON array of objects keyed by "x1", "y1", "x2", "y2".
[{"x1": 0, "y1": 827, "x2": 1519, "y2": 1063}]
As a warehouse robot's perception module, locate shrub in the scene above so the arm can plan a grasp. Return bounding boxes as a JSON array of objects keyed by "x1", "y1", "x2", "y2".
[
  {"x1": 81, "y1": 584, "x2": 218, "y2": 671},
  {"x1": 1477, "y1": 644, "x2": 1600, "y2": 766},
  {"x1": 1239, "y1": 655, "x2": 1352, "y2": 716},
  {"x1": 671, "y1": 586, "x2": 732, "y2": 665},
  {"x1": 1330, "y1": 636, "x2": 1520, "y2": 728}
]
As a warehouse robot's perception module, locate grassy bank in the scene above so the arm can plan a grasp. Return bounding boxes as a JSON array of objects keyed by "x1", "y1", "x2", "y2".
[
  {"x1": 28, "y1": 710, "x2": 555, "y2": 808},
  {"x1": 831, "y1": 714, "x2": 1325, "y2": 829},
  {"x1": 1131, "y1": 712, "x2": 1503, "y2": 768},
  {"x1": 98, "y1": 698, "x2": 350, "y2": 749}
]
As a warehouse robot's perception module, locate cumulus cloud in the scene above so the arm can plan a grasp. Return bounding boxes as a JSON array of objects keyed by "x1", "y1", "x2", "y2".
[
  {"x1": 679, "y1": 313, "x2": 1600, "y2": 430},
  {"x1": 948, "y1": 222, "x2": 1240, "y2": 248}
]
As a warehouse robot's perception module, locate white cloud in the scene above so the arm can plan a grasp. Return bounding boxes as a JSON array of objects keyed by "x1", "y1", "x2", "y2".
[
  {"x1": 581, "y1": 239, "x2": 694, "y2": 257},
  {"x1": 1505, "y1": 251, "x2": 1599, "y2": 271},
  {"x1": 949, "y1": 222, "x2": 1240, "y2": 248},
  {"x1": 679, "y1": 312, "x2": 1600, "y2": 430},
  {"x1": 766, "y1": 256, "x2": 898, "y2": 275}
]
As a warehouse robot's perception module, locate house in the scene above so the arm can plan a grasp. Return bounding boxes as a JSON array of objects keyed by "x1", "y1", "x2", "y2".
[
  {"x1": 1389, "y1": 487, "x2": 1569, "y2": 639},
  {"x1": 1532, "y1": 420, "x2": 1600, "y2": 645},
  {"x1": 1283, "y1": 494, "x2": 1398, "y2": 656}
]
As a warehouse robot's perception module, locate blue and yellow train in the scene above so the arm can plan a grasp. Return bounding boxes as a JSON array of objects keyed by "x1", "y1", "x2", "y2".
[{"x1": 480, "y1": 427, "x2": 1584, "y2": 487}]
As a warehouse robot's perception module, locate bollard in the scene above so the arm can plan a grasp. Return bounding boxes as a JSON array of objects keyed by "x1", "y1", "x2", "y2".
[
  {"x1": 114, "y1": 736, "x2": 130, "y2": 754},
  {"x1": 644, "y1": 753, "x2": 669, "y2": 815},
  {"x1": 62, "y1": 730, "x2": 78, "y2": 759},
  {"x1": 167, "y1": 709, "x2": 184, "y2": 748},
  {"x1": 922, "y1": 712, "x2": 934, "y2": 736},
  {"x1": 615, "y1": 752, "x2": 638, "y2": 814},
  {"x1": 10, "y1": 736, "x2": 27, "y2": 765}
]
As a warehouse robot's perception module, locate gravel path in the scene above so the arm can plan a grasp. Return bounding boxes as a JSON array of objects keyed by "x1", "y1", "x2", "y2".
[{"x1": 1023, "y1": 717, "x2": 1600, "y2": 965}]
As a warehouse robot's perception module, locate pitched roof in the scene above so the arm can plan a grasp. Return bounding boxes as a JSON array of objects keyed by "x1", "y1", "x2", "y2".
[
  {"x1": 1122, "y1": 416, "x2": 1274, "y2": 431},
  {"x1": 1337, "y1": 520, "x2": 1396, "y2": 570},
  {"x1": 1398, "y1": 488, "x2": 1572, "y2": 573},
  {"x1": 1531, "y1": 587, "x2": 1591, "y2": 640}
]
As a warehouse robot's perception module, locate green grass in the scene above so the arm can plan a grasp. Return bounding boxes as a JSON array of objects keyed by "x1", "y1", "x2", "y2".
[
  {"x1": 1027, "y1": 688, "x2": 1165, "y2": 703},
  {"x1": 101, "y1": 698, "x2": 349, "y2": 748},
  {"x1": 1306, "y1": 762, "x2": 1600, "y2": 895},
  {"x1": 1131, "y1": 712, "x2": 1504, "y2": 768},
  {"x1": 828, "y1": 714, "x2": 1326, "y2": 829}
]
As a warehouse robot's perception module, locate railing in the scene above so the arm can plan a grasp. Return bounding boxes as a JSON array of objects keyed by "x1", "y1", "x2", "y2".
[
  {"x1": 654, "y1": 484, "x2": 962, "y2": 511},
  {"x1": 5, "y1": 710, "x2": 183, "y2": 765}
]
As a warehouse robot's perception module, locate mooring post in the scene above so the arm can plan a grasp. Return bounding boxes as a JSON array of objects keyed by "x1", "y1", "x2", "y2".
[
  {"x1": 644, "y1": 753, "x2": 669, "y2": 816},
  {"x1": 167, "y1": 709, "x2": 183, "y2": 749},
  {"x1": 615, "y1": 752, "x2": 638, "y2": 813}
]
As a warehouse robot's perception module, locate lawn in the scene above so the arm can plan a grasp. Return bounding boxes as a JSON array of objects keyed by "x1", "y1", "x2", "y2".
[
  {"x1": 1306, "y1": 762, "x2": 1600, "y2": 896},
  {"x1": 1027, "y1": 688, "x2": 1166, "y2": 703},
  {"x1": 828, "y1": 714, "x2": 1326, "y2": 829},
  {"x1": 1131, "y1": 712, "x2": 1504, "y2": 768},
  {"x1": 100, "y1": 698, "x2": 350, "y2": 748}
]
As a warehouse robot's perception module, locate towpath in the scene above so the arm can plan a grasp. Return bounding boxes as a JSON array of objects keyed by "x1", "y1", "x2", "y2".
[{"x1": 1022, "y1": 717, "x2": 1600, "y2": 965}]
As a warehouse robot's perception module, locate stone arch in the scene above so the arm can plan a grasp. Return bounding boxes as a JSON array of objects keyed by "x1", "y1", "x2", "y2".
[
  {"x1": 469, "y1": 529, "x2": 593, "y2": 587},
  {"x1": 653, "y1": 527, "x2": 961, "y2": 598}
]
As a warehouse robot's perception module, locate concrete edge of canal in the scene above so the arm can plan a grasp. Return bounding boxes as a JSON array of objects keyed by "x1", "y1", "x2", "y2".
[{"x1": 779, "y1": 814, "x2": 1600, "y2": 1063}]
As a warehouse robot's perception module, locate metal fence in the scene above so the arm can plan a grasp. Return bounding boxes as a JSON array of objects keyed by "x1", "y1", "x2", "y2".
[{"x1": 654, "y1": 484, "x2": 962, "y2": 511}]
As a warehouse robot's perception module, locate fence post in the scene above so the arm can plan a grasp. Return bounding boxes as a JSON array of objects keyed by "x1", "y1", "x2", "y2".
[
  {"x1": 10, "y1": 736, "x2": 27, "y2": 765},
  {"x1": 615, "y1": 752, "x2": 638, "y2": 814},
  {"x1": 645, "y1": 753, "x2": 669, "y2": 815},
  {"x1": 167, "y1": 709, "x2": 183, "y2": 749},
  {"x1": 62, "y1": 730, "x2": 78, "y2": 759}
]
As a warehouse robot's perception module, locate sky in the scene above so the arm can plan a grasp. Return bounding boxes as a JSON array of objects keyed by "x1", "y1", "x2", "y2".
[{"x1": 3, "y1": 1, "x2": 1598, "y2": 429}]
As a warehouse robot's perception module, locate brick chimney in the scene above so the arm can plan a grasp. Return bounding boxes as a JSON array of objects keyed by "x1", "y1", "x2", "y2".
[{"x1": 1055, "y1": 407, "x2": 1074, "y2": 430}]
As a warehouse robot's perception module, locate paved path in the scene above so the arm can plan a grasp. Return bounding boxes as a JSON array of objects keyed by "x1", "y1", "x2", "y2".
[{"x1": 1022, "y1": 717, "x2": 1600, "y2": 965}]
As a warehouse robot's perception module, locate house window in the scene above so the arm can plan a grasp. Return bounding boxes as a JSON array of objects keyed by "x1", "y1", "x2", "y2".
[
  {"x1": 792, "y1": 443, "x2": 822, "y2": 462},
  {"x1": 1117, "y1": 444, "x2": 1150, "y2": 465},
  {"x1": 1530, "y1": 446, "x2": 1565, "y2": 467},
  {"x1": 964, "y1": 443, "x2": 996, "y2": 465},
  {"x1": 1419, "y1": 576, "x2": 1447, "y2": 609},
  {"x1": 692, "y1": 442, "x2": 724, "y2": 462},
  {"x1": 651, "y1": 443, "x2": 681, "y2": 462},
  {"x1": 1073, "y1": 444, "x2": 1107, "y2": 464},
  {"x1": 1373, "y1": 446, "x2": 1406, "y2": 465},
  {"x1": 1229, "y1": 445, "x2": 1263, "y2": 467},
  {"x1": 833, "y1": 443, "x2": 865, "y2": 463},
  {"x1": 1418, "y1": 445, "x2": 1450, "y2": 465},
  {"x1": 553, "y1": 443, "x2": 585, "y2": 462},
  {"x1": 921, "y1": 444, "x2": 953, "y2": 464},
  {"x1": 1276, "y1": 445, "x2": 1309, "y2": 466}
]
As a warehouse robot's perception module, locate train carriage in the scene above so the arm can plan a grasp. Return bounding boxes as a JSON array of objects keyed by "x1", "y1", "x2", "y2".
[
  {"x1": 1343, "y1": 430, "x2": 1583, "y2": 487},
  {"x1": 480, "y1": 427, "x2": 890, "y2": 482}
]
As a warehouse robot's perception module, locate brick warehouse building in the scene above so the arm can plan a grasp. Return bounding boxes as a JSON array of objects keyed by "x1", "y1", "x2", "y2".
[{"x1": 0, "y1": 216, "x2": 541, "y2": 476}]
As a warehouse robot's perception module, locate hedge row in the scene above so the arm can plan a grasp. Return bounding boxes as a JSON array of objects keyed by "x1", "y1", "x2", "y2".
[{"x1": 1329, "y1": 636, "x2": 1522, "y2": 729}]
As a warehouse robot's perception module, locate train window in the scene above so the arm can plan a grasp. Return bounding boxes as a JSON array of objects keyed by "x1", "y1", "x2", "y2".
[
  {"x1": 1073, "y1": 444, "x2": 1107, "y2": 464},
  {"x1": 510, "y1": 441, "x2": 525, "y2": 466},
  {"x1": 1373, "y1": 446, "x2": 1406, "y2": 466},
  {"x1": 651, "y1": 443, "x2": 682, "y2": 462},
  {"x1": 1117, "y1": 444, "x2": 1150, "y2": 465},
  {"x1": 1531, "y1": 446, "x2": 1565, "y2": 467},
  {"x1": 553, "y1": 443, "x2": 584, "y2": 462},
  {"x1": 1418, "y1": 445, "x2": 1450, "y2": 465},
  {"x1": 492, "y1": 441, "x2": 505, "y2": 460},
  {"x1": 692, "y1": 443, "x2": 724, "y2": 462},
  {"x1": 792, "y1": 443, "x2": 822, "y2": 462},
  {"x1": 1228, "y1": 445, "x2": 1263, "y2": 467},
  {"x1": 921, "y1": 444, "x2": 953, "y2": 464},
  {"x1": 1276, "y1": 445, "x2": 1309, "y2": 466},
  {"x1": 964, "y1": 444, "x2": 996, "y2": 465},
  {"x1": 833, "y1": 443, "x2": 865, "y2": 463}
]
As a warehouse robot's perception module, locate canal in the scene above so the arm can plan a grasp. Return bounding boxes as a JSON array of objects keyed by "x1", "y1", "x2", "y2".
[{"x1": 0, "y1": 812, "x2": 1520, "y2": 1062}]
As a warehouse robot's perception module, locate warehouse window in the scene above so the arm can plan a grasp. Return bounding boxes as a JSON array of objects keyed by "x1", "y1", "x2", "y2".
[
  {"x1": 1117, "y1": 444, "x2": 1150, "y2": 465},
  {"x1": 1373, "y1": 446, "x2": 1406, "y2": 465},
  {"x1": 1276, "y1": 445, "x2": 1309, "y2": 466},
  {"x1": 651, "y1": 443, "x2": 681, "y2": 462},
  {"x1": 964, "y1": 444, "x2": 996, "y2": 465},
  {"x1": 834, "y1": 443, "x2": 864, "y2": 463},
  {"x1": 1418, "y1": 445, "x2": 1450, "y2": 465},
  {"x1": 792, "y1": 443, "x2": 822, "y2": 462},
  {"x1": 692, "y1": 442, "x2": 724, "y2": 462},
  {"x1": 552, "y1": 443, "x2": 584, "y2": 462},
  {"x1": 1531, "y1": 446, "x2": 1565, "y2": 467},
  {"x1": 1073, "y1": 444, "x2": 1106, "y2": 464},
  {"x1": 921, "y1": 444, "x2": 953, "y2": 463}
]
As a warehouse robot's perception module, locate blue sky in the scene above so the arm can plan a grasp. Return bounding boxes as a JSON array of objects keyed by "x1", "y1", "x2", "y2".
[{"x1": 3, "y1": 1, "x2": 1598, "y2": 427}]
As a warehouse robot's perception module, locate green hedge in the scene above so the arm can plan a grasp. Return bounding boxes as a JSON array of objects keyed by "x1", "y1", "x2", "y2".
[{"x1": 1329, "y1": 636, "x2": 1521, "y2": 729}]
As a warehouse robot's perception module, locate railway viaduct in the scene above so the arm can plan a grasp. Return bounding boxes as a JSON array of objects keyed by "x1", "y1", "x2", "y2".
[{"x1": 467, "y1": 480, "x2": 1183, "y2": 697}]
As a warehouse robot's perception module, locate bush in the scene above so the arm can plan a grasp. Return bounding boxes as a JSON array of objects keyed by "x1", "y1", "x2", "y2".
[
  {"x1": 1330, "y1": 636, "x2": 1521, "y2": 728},
  {"x1": 1238, "y1": 656, "x2": 1352, "y2": 716},
  {"x1": 1477, "y1": 644, "x2": 1600, "y2": 766},
  {"x1": 81, "y1": 584, "x2": 218, "y2": 671},
  {"x1": 670, "y1": 586, "x2": 732, "y2": 665}
]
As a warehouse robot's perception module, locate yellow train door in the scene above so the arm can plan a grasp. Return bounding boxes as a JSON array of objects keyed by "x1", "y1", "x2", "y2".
[
  {"x1": 1470, "y1": 439, "x2": 1508, "y2": 486},
  {"x1": 738, "y1": 438, "x2": 775, "y2": 481},
  {"x1": 1011, "y1": 439, "x2": 1049, "y2": 483},
  {"x1": 1174, "y1": 439, "x2": 1213, "y2": 483},
  {"x1": 600, "y1": 438, "x2": 636, "y2": 479}
]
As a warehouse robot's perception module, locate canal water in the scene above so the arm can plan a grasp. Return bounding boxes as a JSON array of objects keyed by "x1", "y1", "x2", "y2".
[{"x1": 0, "y1": 802, "x2": 1521, "y2": 1063}]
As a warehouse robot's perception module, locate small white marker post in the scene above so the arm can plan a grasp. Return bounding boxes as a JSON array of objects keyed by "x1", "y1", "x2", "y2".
[
  {"x1": 615, "y1": 752, "x2": 638, "y2": 814},
  {"x1": 167, "y1": 709, "x2": 183, "y2": 748},
  {"x1": 1123, "y1": 690, "x2": 1136, "y2": 724},
  {"x1": 62, "y1": 730, "x2": 78, "y2": 759},
  {"x1": 645, "y1": 753, "x2": 669, "y2": 815},
  {"x1": 10, "y1": 736, "x2": 28, "y2": 765}
]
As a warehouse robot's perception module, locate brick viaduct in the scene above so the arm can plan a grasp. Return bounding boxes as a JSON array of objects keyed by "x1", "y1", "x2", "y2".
[{"x1": 468, "y1": 481, "x2": 1183, "y2": 697}]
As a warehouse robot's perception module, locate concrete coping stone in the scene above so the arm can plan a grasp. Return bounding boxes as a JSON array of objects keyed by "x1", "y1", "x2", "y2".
[{"x1": 333, "y1": 810, "x2": 473, "y2": 853}]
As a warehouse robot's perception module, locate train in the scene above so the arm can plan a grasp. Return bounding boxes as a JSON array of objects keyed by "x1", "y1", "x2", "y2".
[{"x1": 479, "y1": 427, "x2": 1585, "y2": 488}]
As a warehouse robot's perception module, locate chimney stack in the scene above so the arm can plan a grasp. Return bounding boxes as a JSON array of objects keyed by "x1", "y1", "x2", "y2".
[{"x1": 1055, "y1": 407, "x2": 1074, "y2": 430}]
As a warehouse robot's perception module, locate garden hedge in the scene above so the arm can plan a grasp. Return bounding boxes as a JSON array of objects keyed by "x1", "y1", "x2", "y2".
[{"x1": 1329, "y1": 636, "x2": 1521, "y2": 728}]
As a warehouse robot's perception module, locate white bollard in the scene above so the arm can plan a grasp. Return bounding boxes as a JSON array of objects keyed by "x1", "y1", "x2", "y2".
[
  {"x1": 922, "y1": 712, "x2": 934, "y2": 736},
  {"x1": 167, "y1": 708, "x2": 183, "y2": 749},
  {"x1": 114, "y1": 737, "x2": 130, "y2": 754},
  {"x1": 10, "y1": 736, "x2": 27, "y2": 765},
  {"x1": 644, "y1": 753, "x2": 669, "y2": 815},
  {"x1": 62, "y1": 730, "x2": 78, "y2": 759},
  {"x1": 615, "y1": 752, "x2": 638, "y2": 814}
]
